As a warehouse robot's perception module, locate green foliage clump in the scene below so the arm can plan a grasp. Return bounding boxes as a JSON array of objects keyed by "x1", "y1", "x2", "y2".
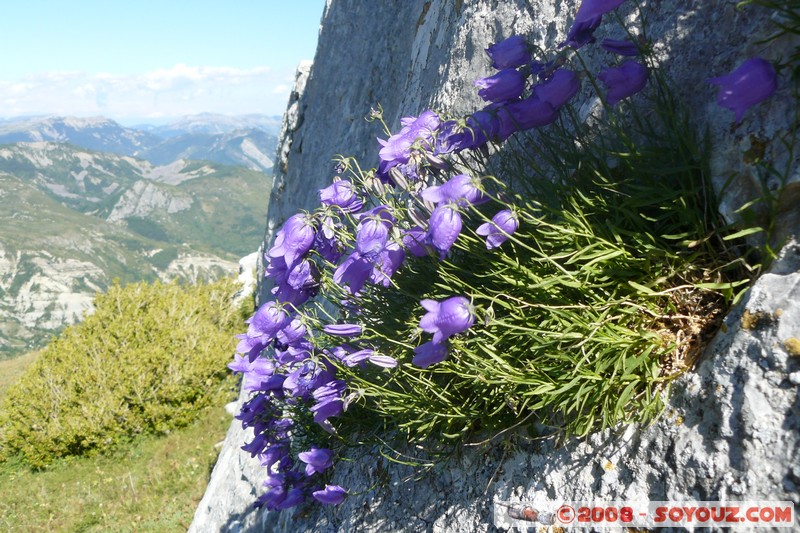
[{"x1": 0, "y1": 278, "x2": 246, "y2": 468}]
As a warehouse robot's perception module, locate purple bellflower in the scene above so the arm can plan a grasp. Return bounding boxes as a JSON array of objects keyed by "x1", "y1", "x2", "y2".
[
  {"x1": 378, "y1": 110, "x2": 440, "y2": 175},
  {"x1": 485, "y1": 35, "x2": 531, "y2": 69},
  {"x1": 435, "y1": 110, "x2": 499, "y2": 154},
  {"x1": 370, "y1": 242, "x2": 406, "y2": 287},
  {"x1": 268, "y1": 213, "x2": 317, "y2": 267},
  {"x1": 278, "y1": 489, "x2": 305, "y2": 510},
  {"x1": 475, "y1": 68, "x2": 526, "y2": 103},
  {"x1": 340, "y1": 348, "x2": 373, "y2": 367},
  {"x1": 708, "y1": 57, "x2": 777, "y2": 123},
  {"x1": 426, "y1": 205, "x2": 463, "y2": 259},
  {"x1": 245, "y1": 301, "x2": 291, "y2": 344},
  {"x1": 259, "y1": 474, "x2": 288, "y2": 509},
  {"x1": 356, "y1": 215, "x2": 392, "y2": 257},
  {"x1": 601, "y1": 38, "x2": 639, "y2": 56},
  {"x1": 476, "y1": 209, "x2": 519, "y2": 249},
  {"x1": 402, "y1": 226, "x2": 430, "y2": 257},
  {"x1": 533, "y1": 69, "x2": 581, "y2": 109},
  {"x1": 367, "y1": 353, "x2": 398, "y2": 368},
  {"x1": 276, "y1": 318, "x2": 307, "y2": 347},
  {"x1": 421, "y1": 174, "x2": 487, "y2": 207},
  {"x1": 419, "y1": 296, "x2": 475, "y2": 344},
  {"x1": 499, "y1": 95, "x2": 559, "y2": 134},
  {"x1": 562, "y1": 0, "x2": 627, "y2": 49},
  {"x1": 597, "y1": 60, "x2": 648, "y2": 106},
  {"x1": 286, "y1": 258, "x2": 318, "y2": 291},
  {"x1": 412, "y1": 340, "x2": 449, "y2": 368},
  {"x1": 311, "y1": 379, "x2": 346, "y2": 424},
  {"x1": 312, "y1": 484, "x2": 347, "y2": 505},
  {"x1": 298, "y1": 447, "x2": 334, "y2": 476},
  {"x1": 323, "y1": 323, "x2": 362, "y2": 337},
  {"x1": 319, "y1": 179, "x2": 363, "y2": 212},
  {"x1": 333, "y1": 252, "x2": 373, "y2": 294}
]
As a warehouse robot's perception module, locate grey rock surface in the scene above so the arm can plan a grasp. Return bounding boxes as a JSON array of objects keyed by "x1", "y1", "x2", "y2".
[
  {"x1": 193, "y1": 0, "x2": 800, "y2": 531},
  {"x1": 188, "y1": 382, "x2": 268, "y2": 533}
]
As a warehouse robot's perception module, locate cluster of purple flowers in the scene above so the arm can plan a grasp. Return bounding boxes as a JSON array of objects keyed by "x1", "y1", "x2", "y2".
[{"x1": 228, "y1": 0, "x2": 779, "y2": 512}]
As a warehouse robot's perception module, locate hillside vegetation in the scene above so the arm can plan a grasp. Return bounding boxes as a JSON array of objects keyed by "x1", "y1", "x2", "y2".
[
  {"x1": 0, "y1": 141, "x2": 270, "y2": 357},
  {"x1": 0, "y1": 277, "x2": 248, "y2": 468}
]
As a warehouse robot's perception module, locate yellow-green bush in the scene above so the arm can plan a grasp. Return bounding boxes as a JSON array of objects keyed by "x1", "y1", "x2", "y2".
[{"x1": 0, "y1": 278, "x2": 247, "y2": 468}]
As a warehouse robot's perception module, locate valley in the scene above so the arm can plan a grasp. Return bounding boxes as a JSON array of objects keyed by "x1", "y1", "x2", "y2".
[{"x1": 0, "y1": 113, "x2": 277, "y2": 357}]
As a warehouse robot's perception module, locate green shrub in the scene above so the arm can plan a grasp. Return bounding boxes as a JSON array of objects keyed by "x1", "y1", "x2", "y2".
[{"x1": 0, "y1": 278, "x2": 245, "y2": 467}]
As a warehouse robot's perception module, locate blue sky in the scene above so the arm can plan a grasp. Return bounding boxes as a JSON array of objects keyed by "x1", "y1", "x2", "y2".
[{"x1": 0, "y1": 1, "x2": 325, "y2": 123}]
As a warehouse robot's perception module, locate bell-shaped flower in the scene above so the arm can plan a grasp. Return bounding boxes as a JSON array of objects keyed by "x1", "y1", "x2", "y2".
[
  {"x1": 334, "y1": 252, "x2": 373, "y2": 294},
  {"x1": 403, "y1": 226, "x2": 429, "y2": 257},
  {"x1": 601, "y1": 38, "x2": 639, "y2": 56},
  {"x1": 312, "y1": 484, "x2": 347, "y2": 505},
  {"x1": 421, "y1": 174, "x2": 487, "y2": 207},
  {"x1": 370, "y1": 242, "x2": 406, "y2": 287},
  {"x1": 271, "y1": 282, "x2": 312, "y2": 309},
  {"x1": 426, "y1": 205, "x2": 463, "y2": 259},
  {"x1": 498, "y1": 96, "x2": 559, "y2": 135},
  {"x1": 356, "y1": 216, "x2": 391, "y2": 257},
  {"x1": 708, "y1": 57, "x2": 777, "y2": 123},
  {"x1": 245, "y1": 372, "x2": 286, "y2": 395},
  {"x1": 341, "y1": 348, "x2": 374, "y2": 367},
  {"x1": 319, "y1": 179, "x2": 363, "y2": 212},
  {"x1": 311, "y1": 379, "x2": 346, "y2": 423},
  {"x1": 323, "y1": 323, "x2": 362, "y2": 337},
  {"x1": 368, "y1": 353, "x2": 398, "y2": 368},
  {"x1": 412, "y1": 340, "x2": 449, "y2": 368},
  {"x1": 283, "y1": 360, "x2": 334, "y2": 400},
  {"x1": 246, "y1": 301, "x2": 291, "y2": 344},
  {"x1": 276, "y1": 488, "x2": 304, "y2": 510},
  {"x1": 313, "y1": 220, "x2": 344, "y2": 264},
  {"x1": 562, "y1": 0, "x2": 627, "y2": 49},
  {"x1": 241, "y1": 432, "x2": 268, "y2": 457},
  {"x1": 597, "y1": 61, "x2": 648, "y2": 106},
  {"x1": 235, "y1": 334, "x2": 267, "y2": 362},
  {"x1": 485, "y1": 35, "x2": 531, "y2": 69},
  {"x1": 268, "y1": 213, "x2": 317, "y2": 266},
  {"x1": 258, "y1": 475, "x2": 288, "y2": 510},
  {"x1": 418, "y1": 296, "x2": 475, "y2": 344},
  {"x1": 259, "y1": 444, "x2": 289, "y2": 470},
  {"x1": 298, "y1": 447, "x2": 334, "y2": 476},
  {"x1": 475, "y1": 68, "x2": 526, "y2": 103},
  {"x1": 276, "y1": 318, "x2": 307, "y2": 347},
  {"x1": 286, "y1": 258, "x2": 317, "y2": 290},
  {"x1": 378, "y1": 110, "x2": 440, "y2": 173},
  {"x1": 533, "y1": 69, "x2": 580, "y2": 109},
  {"x1": 476, "y1": 209, "x2": 519, "y2": 249},
  {"x1": 228, "y1": 353, "x2": 251, "y2": 374}
]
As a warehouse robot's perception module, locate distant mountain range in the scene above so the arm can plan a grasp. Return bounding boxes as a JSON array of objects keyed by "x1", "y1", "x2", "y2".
[
  {"x1": 0, "y1": 113, "x2": 281, "y2": 173},
  {"x1": 0, "y1": 113, "x2": 278, "y2": 357}
]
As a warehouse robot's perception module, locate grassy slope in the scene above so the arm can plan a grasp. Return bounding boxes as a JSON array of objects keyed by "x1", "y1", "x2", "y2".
[{"x1": 0, "y1": 384, "x2": 234, "y2": 532}]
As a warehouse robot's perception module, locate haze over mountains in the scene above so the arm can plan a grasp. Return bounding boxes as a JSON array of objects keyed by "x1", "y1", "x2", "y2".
[
  {"x1": 0, "y1": 113, "x2": 279, "y2": 357},
  {"x1": 0, "y1": 113, "x2": 281, "y2": 172}
]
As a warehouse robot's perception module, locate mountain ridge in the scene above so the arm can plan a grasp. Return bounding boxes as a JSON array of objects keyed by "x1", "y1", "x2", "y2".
[{"x1": 0, "y1": 114, "x2": 279, "y2": 173}]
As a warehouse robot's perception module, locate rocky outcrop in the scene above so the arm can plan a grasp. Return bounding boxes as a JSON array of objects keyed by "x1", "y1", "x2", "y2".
[
  {"x1": 193, "y1": 1, "x2": 800, "y2": 531},
  {"x1": 0, "y1": 248, "x2": 103, "y2": 352},
  {"x1": 107, "y1": 180, "x2": 193, "y2": 222}
]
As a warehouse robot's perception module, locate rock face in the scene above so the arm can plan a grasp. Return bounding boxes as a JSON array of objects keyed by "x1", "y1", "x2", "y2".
[
  {"x1": 106, "y1": 180, "x2": 193, "y2": 222},
  {"x1": 192, "y1": 0, "x2": 800, "y2": 531}
]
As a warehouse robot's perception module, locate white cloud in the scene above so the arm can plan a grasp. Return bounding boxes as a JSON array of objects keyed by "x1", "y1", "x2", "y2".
[{"x1": 0, "y1": 64, "x2": 295, "y2": 120}]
